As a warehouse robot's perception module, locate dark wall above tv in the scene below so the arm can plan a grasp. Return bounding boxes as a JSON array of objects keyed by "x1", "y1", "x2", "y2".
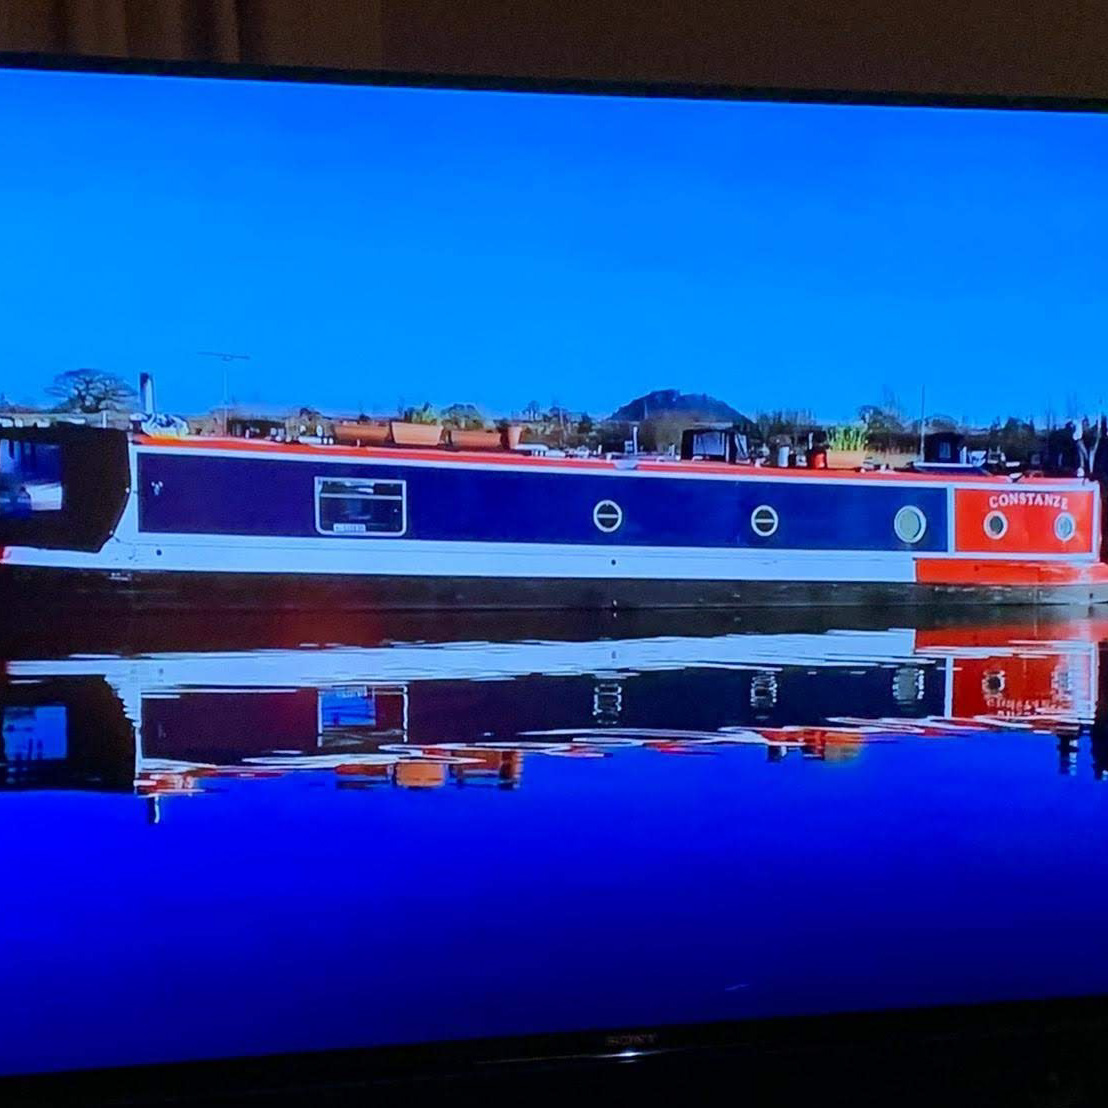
[{"x1": 2, "y1": 1, "x2": 1107, "y2": 99}]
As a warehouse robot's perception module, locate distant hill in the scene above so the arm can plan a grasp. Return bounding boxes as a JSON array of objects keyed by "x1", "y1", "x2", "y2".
[{"x1": 608, "y1": 389, "x2": 747, "y2": 424}]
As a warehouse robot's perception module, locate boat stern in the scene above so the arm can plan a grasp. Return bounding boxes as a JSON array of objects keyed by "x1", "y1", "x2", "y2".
[{"x1": 914, "y1": 478, "x2": 1108, "y2": 602}]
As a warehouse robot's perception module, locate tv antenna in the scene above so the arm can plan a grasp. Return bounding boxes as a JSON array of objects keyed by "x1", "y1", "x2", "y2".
[
  {"x1": 198, "y1": 351, "x2": 251, "y2": 434},
  {"x1": 198, "y1": 351, "x2": 251, "y2": 362}
]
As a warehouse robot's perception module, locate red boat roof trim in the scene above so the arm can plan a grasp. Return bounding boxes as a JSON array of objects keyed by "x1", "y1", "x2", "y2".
[{"x1": 134, "y1": 435, "x2": 1091, "y2": 486}]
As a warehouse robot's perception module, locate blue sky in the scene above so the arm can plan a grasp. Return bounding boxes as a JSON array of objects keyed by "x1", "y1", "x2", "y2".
[{"x1": 0, "y1": 68, "x2": 1104, "y2": 423}]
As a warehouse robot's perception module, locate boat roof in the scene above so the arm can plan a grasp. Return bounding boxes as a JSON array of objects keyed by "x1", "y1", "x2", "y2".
[{"x1": 134, "y1": 434, "x2": 1089, "y2": 486}]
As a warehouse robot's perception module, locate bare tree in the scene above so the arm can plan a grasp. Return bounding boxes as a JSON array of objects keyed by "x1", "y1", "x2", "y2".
[
  {"x1": 1087, "y1": 416, "x2": 1104, "y2": 475},
  {"x1": 48, "y1": 369, "x2": 136, "y2": 414},
  {"x1": 879, "y1": 387, "x2": 904, "y2": 422}
]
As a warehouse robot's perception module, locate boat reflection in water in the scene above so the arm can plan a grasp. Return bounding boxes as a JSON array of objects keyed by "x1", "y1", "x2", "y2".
[
  {"x1": 4, "y1": 611, "x2": 1108, "y2": 1079},
  {"x1": 4, "y1": 614, "x2": 1108, "y2": 797}
]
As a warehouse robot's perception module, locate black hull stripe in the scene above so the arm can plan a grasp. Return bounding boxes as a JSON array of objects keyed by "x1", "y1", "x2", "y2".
[{"x1": 2, "y1": 567, "x2": 1108, "y2": 611}]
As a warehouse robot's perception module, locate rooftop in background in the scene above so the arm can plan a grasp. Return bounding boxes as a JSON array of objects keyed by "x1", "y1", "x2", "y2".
[{"x1": 0, "y1": 409, "x2": 131, "y2": 429}]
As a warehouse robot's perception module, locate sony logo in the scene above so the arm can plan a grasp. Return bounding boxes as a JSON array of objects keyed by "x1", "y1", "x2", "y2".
[{"x1": 605, "y1": 1032, "x2": 659, "y2": 1047}]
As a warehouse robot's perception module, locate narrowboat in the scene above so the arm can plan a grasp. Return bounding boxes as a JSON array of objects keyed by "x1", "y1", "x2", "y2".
[{"x1": 2, "y1": 422, "x2": 1108, "y2": 609}]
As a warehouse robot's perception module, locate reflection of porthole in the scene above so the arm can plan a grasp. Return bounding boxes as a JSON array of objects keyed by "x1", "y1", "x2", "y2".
[
  {"x1": 984, "y1": 511, "x2": 1008, "y2": 540},
  {"x1": 893, "y1": 505, "x2": 927, "y2": 544},
  {"x1": 592, "y1": 680, "x2": 623, "y2": 723},
  {"x1": 1051, "y1": 664, "x2": 1074, "y2": 699},
  {"x1": 892, "y1": 665, "x2": 925, "y2": 705},
  {"x1": 749, "y1": 670, "x2": 778, "y2": 709},
  {"x1": 593, "y1": 500, "x2": 623, "y2": 533},
  {"x1": 982, "y1": 669, "x2": 1006, "y2": 695},
  {"x1": 1055, "y1": 512, "x2": 1076, "y2": 542},
  {"x1": 750, "y1": 504, "x2": 779, "y2": 537}
]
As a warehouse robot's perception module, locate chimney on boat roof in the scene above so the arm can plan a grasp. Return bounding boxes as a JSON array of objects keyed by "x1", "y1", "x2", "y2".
[{"x1": 139, "y1": 372, "x2": 156, "y2": 417}]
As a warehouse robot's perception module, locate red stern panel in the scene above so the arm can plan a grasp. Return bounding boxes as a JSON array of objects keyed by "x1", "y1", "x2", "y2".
[{"x1": 953, "y1": 486, "x2": 1098, "y2": 556}]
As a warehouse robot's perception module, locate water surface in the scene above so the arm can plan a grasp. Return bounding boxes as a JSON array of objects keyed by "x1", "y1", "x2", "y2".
[{"x1": 3, "y1": 610, "x2": 1108, "y2": 1076}]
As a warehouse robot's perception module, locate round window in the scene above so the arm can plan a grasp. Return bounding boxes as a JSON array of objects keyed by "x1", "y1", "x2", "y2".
[
  {"x1": 750, "y1": 504, "x2": 779, "y2": 538},
  {"x1": 893, "y1": 505, "x2": 927, "y2": 544},
  {"x1": 593, "y1": 500, "x2": 623, "y2": 533},
  {"x1": 1054, "y1": 512, "x2": 1076, "y2": 543},
  {"x1": 983, "y1": 510, "x2": 1008, "y2": 540}
]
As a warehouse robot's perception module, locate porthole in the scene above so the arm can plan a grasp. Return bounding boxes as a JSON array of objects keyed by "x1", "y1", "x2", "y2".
[
  {"x1": 893, "y1": 505, "x2": 927, "y2": 545},
  {"x1": 983, "y1": 510, "x2": 1008, "y2": 540},
  {"x1": 1055, "y1": 512, "x2": 1076, "y2": 543},
  {"x1": 593, "y1": 500, "x2": 623, "y2": 533},
  {"x1": 750, "y1": 504, "x2": 779, "y2": 538}
]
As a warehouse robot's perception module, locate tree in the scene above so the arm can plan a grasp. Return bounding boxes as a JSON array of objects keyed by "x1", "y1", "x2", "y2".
[
  {"x1": 441, "y1": 403, "x2": 485, "y2": 430},
  {"x1": 48, "y1": 369, "x2": 135, "y2": 414},
  {"x1": 996, "y1": 416, "x2": 1038, "y2": 461},
  {"x1": 638, "y1": 415, "x2": 696, "y2": 453},
  {"x1": 858, "y1": 404, "x2": 904, "y2": 436},
  {"x1": 1090, "y1": 416, "x2": 1106, "y2": 475},
  {"x1": 401, "y1": 402, "x2": 438, "y2": 424},
  {"x1": 754, "y1": 409, "x2": 817, "y2": 442}
]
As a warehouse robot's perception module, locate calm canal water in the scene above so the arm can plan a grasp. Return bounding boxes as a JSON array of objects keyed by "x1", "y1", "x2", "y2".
[{"x1": 2, "y1": 608, "x2": 1108, "y2": 1076}]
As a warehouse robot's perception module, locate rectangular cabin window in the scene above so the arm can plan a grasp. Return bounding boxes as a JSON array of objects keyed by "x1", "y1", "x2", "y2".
[
  {"x1": 315, "y1": 477, "x2": 406, "y2": 536},
  {"x1": 687, "y1": 431, "x2": 725, "y2": 459},
  {"x1": 320, "y1": 686, "x2": 377, "y2": 729},
  {"x1": 0, "y1": 439, "x2": 64, "y2": 520}
]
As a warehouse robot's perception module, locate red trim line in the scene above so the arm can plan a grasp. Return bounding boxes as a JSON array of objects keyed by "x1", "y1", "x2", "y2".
[
  {"x1": 135, "y1": 436, "x2": 1091, "y2": 486},
  {"x1": 915, "y1": 559, "x2": 1108, "y2": 587}
]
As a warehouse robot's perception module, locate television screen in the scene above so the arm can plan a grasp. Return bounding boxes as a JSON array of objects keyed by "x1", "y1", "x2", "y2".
[{"x1": 1, "y1": 59, "x2": 1108, "y2": 1091}]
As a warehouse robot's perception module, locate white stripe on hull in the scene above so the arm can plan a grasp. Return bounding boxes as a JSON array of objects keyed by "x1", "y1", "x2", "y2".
[
  {"x1": 4, "y1": 535, "x2": 922, "y2": 582},
  {"x1": 4, "y1": 530, "x2": 1098, "y2": 581},
  {"x1": 6, "y1": 629, "x2": 923, "y2": 687}
]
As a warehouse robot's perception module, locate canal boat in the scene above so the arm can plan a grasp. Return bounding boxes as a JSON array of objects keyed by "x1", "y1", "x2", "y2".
[{"x1": 2, "y1": 424, "x2": 1107, "y2": 609}]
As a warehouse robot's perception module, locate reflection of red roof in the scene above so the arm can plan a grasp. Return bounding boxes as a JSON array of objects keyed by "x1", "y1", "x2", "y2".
[
  {"x1": 760, "y1": 727, "x2": 866, "y2": 746},
  {"x1": 136, "y1": 435, "x2": 1091, "y2": 486}
]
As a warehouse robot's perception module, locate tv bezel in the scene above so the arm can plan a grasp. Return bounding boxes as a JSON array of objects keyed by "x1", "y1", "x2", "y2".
[{"x1": 2, "y1": 49, "x2": 1107, "y2": 1103}]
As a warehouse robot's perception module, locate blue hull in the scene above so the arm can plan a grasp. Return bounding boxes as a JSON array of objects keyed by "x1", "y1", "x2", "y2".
[{"x1": 137, "y1": 450, "x2": 950, "y2": 552}]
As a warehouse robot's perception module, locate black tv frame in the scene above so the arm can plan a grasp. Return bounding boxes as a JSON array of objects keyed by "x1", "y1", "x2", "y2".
[{"x1": 2, "y1": 50, "x2": 1107, "y2": 1105}]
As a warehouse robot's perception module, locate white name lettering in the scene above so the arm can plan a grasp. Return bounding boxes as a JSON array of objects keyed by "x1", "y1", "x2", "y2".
[{"x1": 987, "y1": 493, "x2": 1071, "y2": 510}]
